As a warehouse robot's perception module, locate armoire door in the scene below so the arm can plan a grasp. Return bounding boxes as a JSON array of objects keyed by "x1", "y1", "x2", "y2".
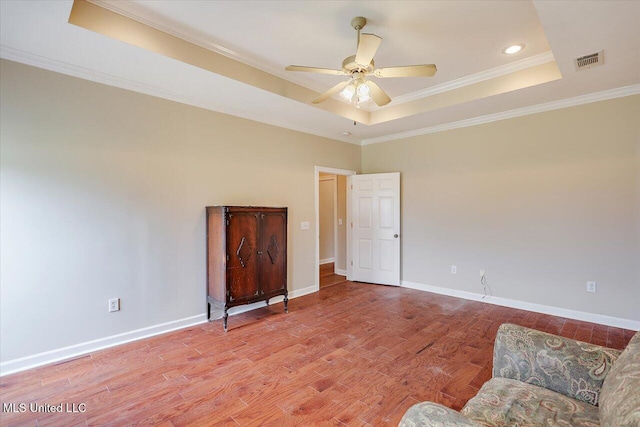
[
  {"x1": 226, "y1": 211, "x2": 260, "y2": 302},
  {"x1": 259, "y1": 210, "x2": 287, "y2": 296}
]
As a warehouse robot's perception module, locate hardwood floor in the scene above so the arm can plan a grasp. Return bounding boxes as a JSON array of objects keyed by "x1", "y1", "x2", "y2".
[
  {"x1": 1, "y1": 282, "x2": 634, "y2": 426},
  {"x1": 320, "y1": 262, "x2": 346, "y2": 289}
]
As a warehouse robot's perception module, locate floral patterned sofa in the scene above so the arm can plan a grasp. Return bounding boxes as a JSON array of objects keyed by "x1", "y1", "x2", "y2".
[{"x1": 399, "y1": 323, "x2": 639, "y2": 427}]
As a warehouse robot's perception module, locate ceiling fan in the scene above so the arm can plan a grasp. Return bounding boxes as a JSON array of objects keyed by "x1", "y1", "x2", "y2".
[{"x1": 286, "y1": 16, "x2": 437, "y2": 107}]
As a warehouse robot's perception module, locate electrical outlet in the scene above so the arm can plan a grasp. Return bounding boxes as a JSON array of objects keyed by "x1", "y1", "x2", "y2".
[
  {"x1": 480, "y1": 269, "x2": 485, "y2": 277},
  {"x1": 338, "y1": 218, "x2": 343, "y2": 225},
  {"x1": 451, "y1": 265, "x2": 457, "y2": 274},
  {"x1": 108, "y1": 298, "x2": 120, "y2": 312},
  {"x1": 586, "y1": 281, "x2": 597, "y2": 293}
]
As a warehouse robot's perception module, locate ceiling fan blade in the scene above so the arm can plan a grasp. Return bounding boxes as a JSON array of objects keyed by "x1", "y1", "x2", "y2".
[
  {"x1": 355, "y1": 33, "x2": 382, "y2": 66},
  {"x1": 374, "y1": 64, "x2": 437, "y2": 78},
  {"x1": 312, "y1": 80, "x2": 351, "y2": 104},
  {"x1": 366, "y1": 80, "x2": 391, "y2": 106},
  {"x1": 286, "y1": 65, "x2": 346, "y2": 76}
]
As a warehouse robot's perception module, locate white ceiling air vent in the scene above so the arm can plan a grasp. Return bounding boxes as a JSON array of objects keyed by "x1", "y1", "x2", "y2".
[{"x1": 574, "y1": 50, "x2": 604, "y2": 71}]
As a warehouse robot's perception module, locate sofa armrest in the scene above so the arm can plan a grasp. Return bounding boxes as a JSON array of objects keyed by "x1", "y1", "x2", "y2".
[
  {"x1": 399, "y1": 402, "x2": 479, "y2": 427},
  {"x1": 493, "y1": 323, "x2": 622, "y2": 406}
]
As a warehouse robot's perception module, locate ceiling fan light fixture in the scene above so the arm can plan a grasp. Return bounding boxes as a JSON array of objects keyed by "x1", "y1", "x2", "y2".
[
  {"x1": 357, "y1": 82, "x2": 370, "y2": 97},
  {"x1": 502, "y1": 44, "x2": 525, "y2": 55},
  {"x1": 340, "y1": 83, "x2": 356, "y2": 100},
  {"x1": 358, "y1": 91, "x2": 370, "y2": 103}
]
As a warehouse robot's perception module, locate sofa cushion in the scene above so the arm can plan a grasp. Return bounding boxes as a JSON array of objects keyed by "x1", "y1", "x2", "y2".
[
  {"x1": 599, "y1": 331, "x2": 640, "y2": 427},
  {"x1": 461, "y1": 377, "x2": 600, "y2": 427},
  {"x1": 493, "y1": 323, "x2": 620, "y2": 406},
  {"x1": 399, "y1": 402, "x2": 479, "y2": 427}
]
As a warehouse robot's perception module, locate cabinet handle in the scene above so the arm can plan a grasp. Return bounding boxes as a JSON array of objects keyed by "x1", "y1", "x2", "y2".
[{"x1": 257, "y1": 250, "x2": 263, "y2": 255}]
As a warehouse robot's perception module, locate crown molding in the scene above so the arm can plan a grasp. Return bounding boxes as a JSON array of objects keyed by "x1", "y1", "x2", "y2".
[
  {"x1": 86, "y1": 1, "x2": 553, "y2": 115},
  {"x1": 86, "y1": 0, "x2": 264, "y2": 71},
  {"x1": 369, "y1": 51, "x2": 556, "y2": 110},
  {"x1": 361, "y1": 84, "x2": 640, "y2": 145},
  {"x1": 0, "y1": 46, "x2": 357, "y2": 145},
  {"x1": 87, "y1": 0, "x2": 369, "y2": 111},
  {"x1": 65, "y1": 1, "x2": 567, "y2": 126},
  {"x1": 87, "y1": 0, "x2": 330, "y2": 95},
  {"x1": 4, "y1": 45, "x2": 636, "y2": 148}
]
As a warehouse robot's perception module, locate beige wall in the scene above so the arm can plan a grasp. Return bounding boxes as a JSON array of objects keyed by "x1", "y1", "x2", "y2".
[
  {"x1": 2, "y1": 57, "x2": 638, "y2": 367},
  {"x1": 0, "y1": 59, "x2": 361, "y2": 363},
  {"x1": 362, "y1": 95, "x2": 640, "y2": 322}
]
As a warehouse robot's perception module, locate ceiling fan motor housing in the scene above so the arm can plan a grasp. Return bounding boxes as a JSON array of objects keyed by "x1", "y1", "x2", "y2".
[{"x1": 342, "y1": 55, "x2": 374, "y2": 74}]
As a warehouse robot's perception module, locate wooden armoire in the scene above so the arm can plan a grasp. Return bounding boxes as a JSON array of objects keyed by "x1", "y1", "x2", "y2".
[{"x1": 206, "y1": 206, "x2": 288, "y2": 331}]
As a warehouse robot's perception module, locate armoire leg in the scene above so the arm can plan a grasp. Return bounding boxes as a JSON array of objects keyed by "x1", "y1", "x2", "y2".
[
  {"x1": 284, "y1": 295, "x2": 289, "y2": 313},
  {"x1": 223, "y1": 308, "x2": 229, "y2": 332}
]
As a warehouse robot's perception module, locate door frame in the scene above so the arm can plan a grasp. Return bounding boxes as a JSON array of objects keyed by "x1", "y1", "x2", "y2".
[{"x1": 314, "y1": 166, "x2": 356, "y2": 292}]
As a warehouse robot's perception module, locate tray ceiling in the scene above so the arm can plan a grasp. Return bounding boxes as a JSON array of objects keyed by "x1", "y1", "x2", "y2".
[{"x1": 1, "y1": 0, "x2": 639, "y2": 144}]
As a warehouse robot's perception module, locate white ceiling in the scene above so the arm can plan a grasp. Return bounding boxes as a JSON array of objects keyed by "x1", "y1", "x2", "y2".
[{"x1": 1, "y1": 1, "x2": 639, "y2": 144}]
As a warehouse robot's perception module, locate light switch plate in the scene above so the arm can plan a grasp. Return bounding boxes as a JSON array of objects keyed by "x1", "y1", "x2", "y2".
[{"x1": 301, "y1": 221, "x2": 310, "y2": 230}]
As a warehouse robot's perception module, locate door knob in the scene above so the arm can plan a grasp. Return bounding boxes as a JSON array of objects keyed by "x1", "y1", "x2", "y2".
[{"x1": 394, "y1": 234, "x2": 399, "y2": 238}]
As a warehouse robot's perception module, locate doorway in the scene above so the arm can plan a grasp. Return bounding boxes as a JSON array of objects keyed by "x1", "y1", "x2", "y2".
[
  {"x1": 319, "y1": 173, "x2": 346, "y2": 288},
  {"x1": 314, "y1": 166, "x2": 356, "y2": 291}
]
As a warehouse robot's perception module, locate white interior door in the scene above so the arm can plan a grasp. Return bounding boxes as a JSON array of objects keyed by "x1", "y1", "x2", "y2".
[{"x1": 348, "y1": 172, "x2": 400, "y2": 286}]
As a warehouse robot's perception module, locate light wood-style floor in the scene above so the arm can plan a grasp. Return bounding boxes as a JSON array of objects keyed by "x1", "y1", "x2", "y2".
[
  {"x1": 320, "y1": 262, "x2": 346, "y2": 289},
  {"x1": 1, "y1": 279, "x2": 633, "y2": 426}
]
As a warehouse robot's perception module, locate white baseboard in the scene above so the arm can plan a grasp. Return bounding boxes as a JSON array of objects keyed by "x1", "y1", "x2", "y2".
[
  {"x1": 0, "y1": 285, "x2": 318, "y2": 377},
  {"x1": 401, "y1": 280, "x2": 640, "y2": 331},
  {"x1": 0, "y1": 314, "x2": 208, "y2": 377},
  {"x1": 319, "y1": 258, "x2": 335, "y2": 265},
  {"x1": 11, "y1": 279, "x2": 632, "y2": 377},
  {"x1": 335, "y1": 269, "x2": 347, "y2": 276}
]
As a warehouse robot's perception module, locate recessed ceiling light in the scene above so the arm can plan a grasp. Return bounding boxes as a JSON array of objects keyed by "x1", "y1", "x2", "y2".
[
  {"x1": 502, "y1": 44, "x2": 525, "y2": 55},
  {"x1": 342, "y1": 132, "x2": 351, "y2": 137}
]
